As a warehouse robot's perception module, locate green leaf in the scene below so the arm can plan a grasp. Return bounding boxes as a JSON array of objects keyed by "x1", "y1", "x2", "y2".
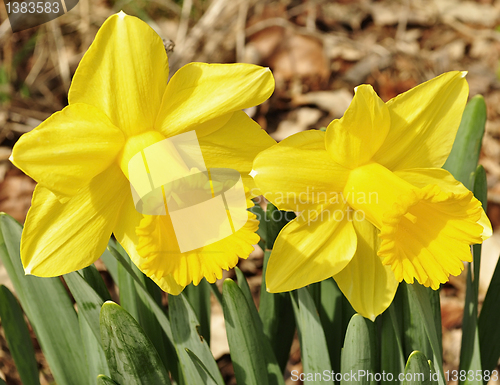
[
  {"x1": 100, "y1": 247, "x2": 118, "y2": 282},
  {"x1": 443, "y1": 95, "x2": 487, "y2": 190},
  {"x1": 402, "y1": 284, "x2": 442, "y2": 364},
  {"x1": 259, "y1": 251, "x2": 295, "y2": 372},
  {"x1": 80, "y1": 313, "x2": 110, "y2": 383},
  {"x1": 104, "y1": 242, "x2": 143, "y2": 287},
  {"x1": 380, "y1": 289, "x2": 405, "y2": 385},
  {"x1": 100, "y1": 301, "x2": 171, "y2": 385},
  {"x1": 340, "y1": 314, "x2": 376, "y2": 385},
  {"x1": 403, "y1": 351, "x2": 436, "y2": 385},
  {"x1": 80, "y1": 264, "x2": 111, "y2": 302},
  {"x1": 223, "y1": 279, "x2": 269, "y2": 385},
  {"x1": 309, "y1": 278, "x2": 344, "y2": 374},
  {"x1": 209, "y1": 282, "x2": 223, "y2": 305},
  {"x1": 185, "y1": 349, "x2": 220, "y2": 384},
  {"x1": 0, "y1": 285, "x2": 40, "y2": 385},
  {"x1": 258, "y1": 204, "x2": 296, "y2": 372},
  {"x1": 235, "y1": 267, "x2": 261, "y2": 325},
  {"x1": 0, "y1": 213, "x2": 87, "y2": 385},
  {"x1": 64, "y1": 270, "x2": 105, "y2": 342},
  {"x1": 64, "y1": 270, "x2": 110, "y2": 382},
  {"x1": 102, "y1": 242, "x2": 182, "y2": 383},
  {"x1": 265, "y1": 203, "x2": 295, "y2": 249},
  {"x1": 429, "y1": 288, "x2": 443, "y2": 355},
  {"x1": 472, "y1": 165, "x2": 488, "y2": 292},
  {"x1": 292, "y1": 288, "x2": 333, "y2": 385},
  {"x1": 234, "y1": 268, "x2": 285, "y2": 385},
  {"x1": 342, "y1": 295, "x2": 356, "y2": 335},
  {"x1": 458, "y1": 166, "x2": 486, "y2": 385},
  {"x1": 249, "y1": 202, "x2": 267, "y2": 250},
  {"x1": 443, "y1": 104, "x2": 485, "y2": 380},
  {"x1": 96, "y1": 374, "x2": 119, "y2": 385},
  {"x1": 117, "y1": 253, "x2": 141, "y2": 319},
  {"x1": 405, "y1": 284, "x2": 446, "y2": 385},
  {"x1": 458, "y1": 262, "x2": 482, "y2": 385},
  {"x1": 184, "y1": 279, "x2": 212, "y2": 345},
  {"x1": 402, "y1": 283, "x2": 432, "y2": 361},
  {"x1": 169, "y1": 293, "x2": 224, "y2": 385},
  {"x1": 108, "y1": 243, "x2": 173, "y2": 376},
  {"x1": 473, "y1": 165, "x2": 488, "y2": 205},
  {"x1": 478, "y1": 254, "x2": 500, "y2": 372}
]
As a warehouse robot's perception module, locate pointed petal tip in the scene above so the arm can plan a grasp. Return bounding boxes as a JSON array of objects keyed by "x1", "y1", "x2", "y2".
[
  {"x1": 353, "y1": 84, "x2": 373, "y2": 94},
  {"x1": 460, "y1": 71, "x2": 468, "y2": 78},
  {"x1": 117, "y1": 10, "x2": 127, "y2": 19},
  {"x1": 249, "y1": 169, "x2": 258, "y2": 178},
  {"x1": 24, "y1": 266, "x2": 32, "y2": 275}
]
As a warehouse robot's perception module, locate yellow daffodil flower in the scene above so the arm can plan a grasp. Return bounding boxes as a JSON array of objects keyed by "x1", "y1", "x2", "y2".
[
  {"x1": 10, "y1": 12, "x2": 275, "y2": 294},
  {"x1": 252, "y1": 72, "x2": 492, "y2": 320}
]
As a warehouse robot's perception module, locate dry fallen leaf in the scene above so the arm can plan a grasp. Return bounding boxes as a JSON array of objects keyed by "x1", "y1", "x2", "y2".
[
  {"x1": 271, "y1": 107, "x2": 322, "y2": 141},
  {"x1": 292, "y1": 89, "x2": 353, "y2": 118},
  {"x1": 0, "y1": 167, "x2": 36, "y2": 223}
]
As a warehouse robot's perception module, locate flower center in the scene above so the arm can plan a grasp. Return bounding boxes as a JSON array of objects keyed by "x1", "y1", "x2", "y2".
[
  {"x1": 343, "y1": 162, "x2": 415, "y2": 229},
  {"x1": 118, "y1": 130, "x2": 166, "y2": 179},
  {"x1": 118, "y1": 130, "x2": 203, "y2": 216}
]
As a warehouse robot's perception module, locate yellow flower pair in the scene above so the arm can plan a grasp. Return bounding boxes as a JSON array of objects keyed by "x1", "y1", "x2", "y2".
[{"x1": 11, "y1": 13, "x2": 491, "y2": 319}]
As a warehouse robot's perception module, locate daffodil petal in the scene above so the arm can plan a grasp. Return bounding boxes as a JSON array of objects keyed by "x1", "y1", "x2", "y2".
[
  {"x1": 21, "y1": 165, "x2": 128, "y2": 276},
  {"x1": 253, "y1": 130, "x2": 349, "y2": 212},
  {"x1": 479, "y1": 210, "x2": 493, "y2": 240},
  {"x1": 112, "y1": 191, "x2": 185, "y2": 295},
  {"x1": 265, "y1": 203, "x2": 357, "y2": 292},
  {"x1": 197, "y1": 111, "x2": 276, "y2": 197},
  {"x1": 325, "y1": 85, "x2": 390, "y2": 168},
  {"x1": 374, "y1": 71, "x2": 469, "y2": 170},
  {"x1": 155, "y1": 63, "x2": 274, "y2": 138},
  {"x1": 68, "y1": 13, "x2": 168, "y2": 137},
  {"x1": 11, "y1": 104, "x2": 124, "y2": 197},
  {"x1": 148, "y1": 274, "x2": 186, "y2": 296},
  {"x1": 395, "y1": 167, "x2": 466, "y2": 192},
  {"x1": 333, "y1": 219, "x2": 398, "y2": 321}
]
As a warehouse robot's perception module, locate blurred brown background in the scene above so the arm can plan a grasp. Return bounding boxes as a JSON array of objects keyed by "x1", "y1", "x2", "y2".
[{"x1": 1, "y1": 0, "x2": 500, "y2": 383}]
